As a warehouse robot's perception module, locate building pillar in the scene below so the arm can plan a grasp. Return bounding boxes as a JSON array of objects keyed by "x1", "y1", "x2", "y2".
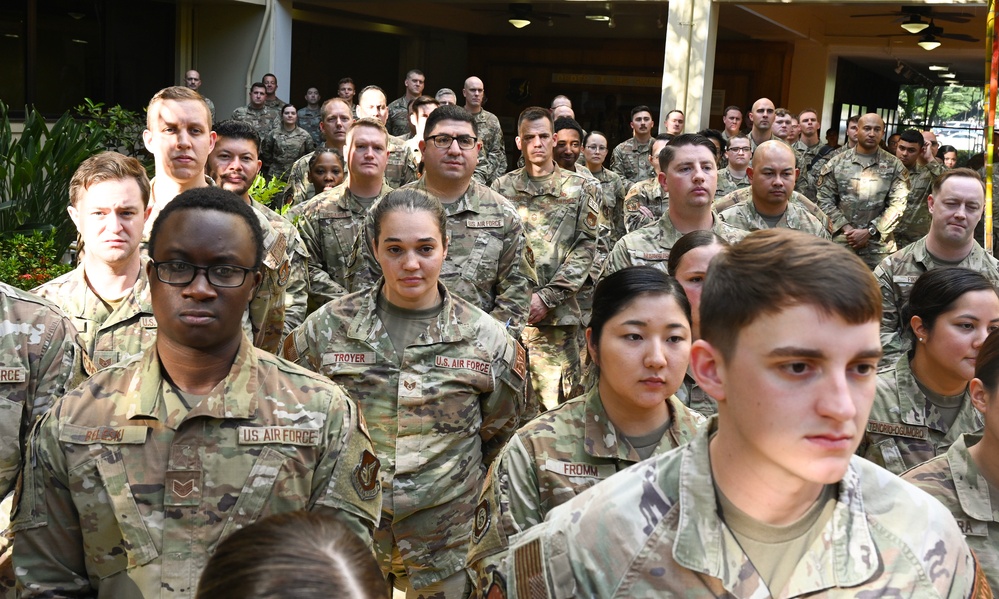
[{"x1": 660, "y1": 0, "x2": 719, "y2": 132}]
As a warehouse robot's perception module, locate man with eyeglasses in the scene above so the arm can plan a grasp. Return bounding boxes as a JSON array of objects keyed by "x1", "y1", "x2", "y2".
[
  {"x1": 363, "y1": 104, "x2": 536, "y2": 338},
  {"x1": 715, "y1": 134, "x2": 752, "y2": 198},
  {"x1": 492, "y1": 106, "x2": 600, "y2": 410},
  {"x1": 13, "y1": 187, "x2": 381, "y2": 599},
  {"x1": 294, "y1": 118, "x2": 392, "y2": 310}
]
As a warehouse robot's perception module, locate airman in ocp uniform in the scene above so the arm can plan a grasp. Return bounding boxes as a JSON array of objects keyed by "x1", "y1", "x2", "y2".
[
  {"x1": 464, "y1": 77, "x2": 507, "y2": 186},
  {"x1": 893, "y1": 129, "x2": 946, "y2": 248},
  {"x1": 298, "y1": 87, "x2": 323, "y2": 145},
  {"x1": 231, "y1": 82, "x2": 279, "y2": 142},
  {"x1": 610, "y1": 105, "x2": 655, "y2": 188}
]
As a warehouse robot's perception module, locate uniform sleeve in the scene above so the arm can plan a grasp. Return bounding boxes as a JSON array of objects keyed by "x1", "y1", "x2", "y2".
[
  {"x1": 281, "y1": 321, "x2": 323, "y2": 374},
  {"x1": 536, "y1": 181, "x2": 600, "y2": 309},
  {"x1": 311, "y1": 388, "x2": 382, "y2": 545},
  {"x1": 282, "y1": 228, "x2": 310, "y2": 334},
  {"x1": 260, "y1": 133, "x2": 275, "y2": 177},
  {"x1": 12, "y1": 410, "x2": 94, "y2": 597},
  {"x1": 285, "y1": 155, "x2": 315, "y2": 207},
  {"x1": 816, "y1": 162, "x2": 849, "y2": 233},
  {"x1": 874, "y1": 167, "x2": 911, "y2": 238},
  {"x1": 297, "y1": 210, "x2": 349, "y2": 309},
  {"x1": 479, "y1": 335, "x2": 528, "y2": 466},
  {"x1": 490, "y1": 212, "x2": 536, "y2": 338},
  {"x1": 874, "y1": 258, "x2": 906, "y2": 359},
  {"x1": 600, "y1": 236, "x2": 631, "y2": 281},
  {"x1": 609, "y1": 145, "x2": 626, "y2": 181}
]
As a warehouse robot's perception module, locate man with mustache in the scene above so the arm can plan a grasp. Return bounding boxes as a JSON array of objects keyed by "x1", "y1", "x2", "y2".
[
  {"x1": 208, "y1": 119, "x2": 309, "y2": 342},
  {"x1": 610, "y1": 105, "x2": 655, "y2": 187}
]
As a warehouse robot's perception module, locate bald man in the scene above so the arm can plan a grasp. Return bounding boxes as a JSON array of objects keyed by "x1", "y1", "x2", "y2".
[
  {"x1": 747, "y1": 98, "x2": 775, "y2": 152},
  {"x1": 719, "y1": 140, "x2": 829, "y2": 238},
  {"x1": 464, "y1": 76, "x2": 507, "y2": 185},
  {"x1": 816, "y1": 113, "x2": 910, "y2": 268}
]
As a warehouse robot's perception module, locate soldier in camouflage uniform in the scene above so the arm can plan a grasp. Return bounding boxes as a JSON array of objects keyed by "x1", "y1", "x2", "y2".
[
  {"x1": 581, "y1": 131, "x2": 628, "y2": 247},
  {"x1": 361, "y1": 106, "x2": 536, "y2": 336},
  {"x1": 714, "y1": 134, "x2": 751, "y2": 198},
  {"x1": 284, "y1": 98, "x2": 354, "y2": 207},
  {"x1": 33, "y1": 152, "x2": 156, "y2": 370},
  {"x1": 610, "y1": 105, "x2": 655, "y2": 187},
  {"x1": 12, "y1": 189, "x2": 380, "y2": 599},
  {"x1": 874, "y1": 170, "x2": 998, "y2": 361},
  {"x1": 715, "y1": 185, "x2": 833, "y2": 234},
  {"x1": 792, "y1": 108, "x2": 827, "y2": 199},
  {"x1": 356, "y1": 86, "x2": 420, "y2": 190},
  {"x1": 183, "y1": 70, "x2": 214, "y2": 124},
  {"x1": 466, "y1": 268, "x2": 705, "y2": 598},
  {"x1": 718, "y1": 141, "x2": 830, "y2": 239},
  {"x1": 387, "y1": 69, "x2": 425, "y2": 137},
  {"x1": 463, "y1": 77, "x2": 508, "y2": 186},
  {"x1": 492, "y1": 107, "x2": 600, "y2": 410},
  {"x1": 501, "y1": 229, "x2": 990, "y2": 599},
  {"x1": 207, "y1": 120, "x2": 310, "y2": 351},
  {"x1": 816, "y1": 113, "x2": 910, "y2": 269},
  {"x1": 283, "y1": 189, "x2": 527, "y2": 597},
  {"x1": 803, "y1": 114, "x2": 859, "y2": 200},
  {"x1": 260, "y1": 104, "x2": 315, "y2": 180},
  {"x1": 860, "y1": 267, "x2": 997, "y2": 475},
  {"x1": 261, "y1": 73, "x2": 286, "y2": 110},
  {"x1": 292, "y1": 119, "x2": 392, "y2": 310},
  {"x1": 604, "y1": 135, "x2": 747, "y2": 278},
  {"x1": 621, "y1": 134, "x2": 673, "y2": 233},
  {"x1": 297, "y1": 87, "x2": 323, "y2": 145},
  {"x1": 904, "y1": 432, "x2": 999, "y2": 590},
  {"x1": 231, "y1": 82, "x2": 278, "y2": 142},
  {"x1": 893, "y1": 129, "x2": 946, "y2": 248}
]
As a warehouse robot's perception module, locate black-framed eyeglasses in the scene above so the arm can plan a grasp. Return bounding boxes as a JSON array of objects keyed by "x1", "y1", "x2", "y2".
[
  {"x1": 152, "y1": 261, "x2": 255, "y2": 288},
  {"x1": 426, "y1": 133, "x2": 478, "y2": 150}
]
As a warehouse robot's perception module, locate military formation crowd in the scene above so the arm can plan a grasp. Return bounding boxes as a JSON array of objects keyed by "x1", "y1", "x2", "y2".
[{"x1": 2, "y1": 64, "x2": 999, "y2": 598}]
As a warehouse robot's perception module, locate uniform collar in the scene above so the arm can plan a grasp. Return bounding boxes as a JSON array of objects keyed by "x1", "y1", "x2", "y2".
[
  {"x1": 890, "y1": 357, "x2": 983, "y2": 435},
  {"x1": 346, "y1": 282, "x2": 466, "y2": 346},
  {"x1": 673, "y1": 418, "x2": 879, "y2": 594},
  {"x1": 132, "y1": 334, "x2": 259, "y2": 426},
  {"x1": 580, "y1": 388, "x2": 703, "y2": 460},
  {"x1": 948, "y1": 434, "x2": 996, "y2": 522}
]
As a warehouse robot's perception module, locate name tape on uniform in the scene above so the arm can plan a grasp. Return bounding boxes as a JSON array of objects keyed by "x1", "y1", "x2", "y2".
[
  {"x1": 238, "y1": 426, "x2": 320, "y2": 446},
  {"x1": 435, "y1": 355, "x2": 491, "y2": 375},
  {"x1": 323, "y1": 352, "x2": 376, "y2": 366},
  {"x1": 467, "y1": 219, "x2": 502, "y2": 228},
  {"x1": 0, "y1": 367, "x2": 27, "y2": 383},
  {"x1": 866, "y1": 421, "x2": 927, "y2": 440},
  {"x1": 544, "y1": 459, "x2": 616, "y2": 479}
]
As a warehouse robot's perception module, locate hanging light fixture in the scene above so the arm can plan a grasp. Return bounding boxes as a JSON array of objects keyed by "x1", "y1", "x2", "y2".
[
  {"x1": 509, "y1": 18, "x2": 531, "y2": 28},
  {"x1": 917, "y1": 35, "x2": 941, "y2": 50},
  {"x1": 900, "y1": 15, "x2": 929, "y2": 34}
]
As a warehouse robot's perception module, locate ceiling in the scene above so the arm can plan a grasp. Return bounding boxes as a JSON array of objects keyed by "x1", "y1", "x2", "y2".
[{"x1": 300, "y1": 1, "x2": 989, "y2": 87}]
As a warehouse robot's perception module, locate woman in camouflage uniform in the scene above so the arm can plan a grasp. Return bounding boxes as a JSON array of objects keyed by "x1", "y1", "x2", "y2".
[
  {"x1": 283, "y1": 188, "x2": 527, "y2": 599},
  {"x1": 860, "y1": 267, "x2": 999, "y2": 474},
  {"x1": 582, "y1": 131, "x2": 628, "y2": 251},
  {"x1": 904, "y1": 327, "x2": 999, "y2": 590},
  {"x1": 306, "y1": 148, "x2": 345, "y2": 197},
  {"x1": 465, "y1": 267, "x2": 704, "y2": 598}
]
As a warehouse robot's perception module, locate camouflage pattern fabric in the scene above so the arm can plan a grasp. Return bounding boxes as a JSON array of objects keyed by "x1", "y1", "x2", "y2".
[
  {"x1": 282, "y1": 284, "x2": 527, "y2": 590},
  {"x1": 521, "y1": 324, "x2": 581, "y2": 412},
  {"x1": 719, "y1": 198, "x2": 831, "y2": 239},
  {"x1": 874, "y1": 238, "x2": 999, "y2": 362},
  {"x1": 202, "y1": 97, "x2": 216, "y2": 125},
  {"x1": 816, "y1": 147, "x2": 910, "y2": 268},
  {"x1": 361, "y1": 179, "x2": 536, "y2": 336},
  {"x1": 471, "y1": 109, "x2": 507, "y2": 186},
  {"x1": 677, "y1": 371, "x2": 716, "y2": 417},
  {"x1": 292, "y1": 183, "x2": 392, "y2": 310},
  {"x1": 602, "y1": 213, "x2": 748, "y2": 278},
  {"x1": 894, "y1": 161, "x2": 945, "y2": 248},
  {"x1": 263, "y1": 96, "x2": 286, "y2": 110},
  {"x1": 386, "y1": 134, "x2": 420, "y2": 190},
  {"x1": 589, "y1": 167, "x2": 629, "y2": 251},
  {"x1": 33, "y1": 259, "x2": 157, "y2": 370},
  {"x1": 904, "y1": 434, "x2": 999, "y2": 591},
  {"x1": 297, "y1": 106, "x2": 323, "y2": 145},
  {"x1": 491, "y1": 166, "x2": 599, "y2": 327},
  {"x1": 501, "y1": 418, "x2": 983, "y2": 599},
  {"x1": 231, "y1": 105, "x2": 279, "y2": 141},
  {"x1": 792, "y1": 139, "x2": 826, "y2": 200},
  {"x1": 247, "y1": 201, "x2": 309, "y2": 353},
  {"x1": 11, "y1": 335, "x2": 380, "y2": 599},
  {"x1": 715, "y1": 187, "x2": 833, "y2": 234},
  {"x1": 261, "y1": 126, "x2": 316, "y2": 180},
  {"x1": 622, "y1": 177, "x2": 668, "y2": 233},
  {"x1": 609, "y1": 137, "x2": 653, "y2": 188},
  {"x1": 386, "y1": 96, "x2": 412, "y2": 138},
  {"x1": 859, "y1": 356, "x2": 984, "y2": 475},
  {"x1": 714, "y1": 167, "x2": 751, "y2": 198},
  {"x1": 466, "y1": 387, "x2": 704, "y2": 598}
]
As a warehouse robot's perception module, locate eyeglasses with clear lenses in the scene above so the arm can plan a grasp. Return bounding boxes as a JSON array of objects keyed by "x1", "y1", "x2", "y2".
[
  {"x1": 426, "y1": 133, "x2": 478, "y2": 150},
  {"x1": 585, "y1": 145, "x2": 607, "y2": 152},
  {"x1": 729, "y1": 147, "x2": 751, "y2": 154},
  {"x1": 153, "y1": 261, "x2": 255, "y2": 288}
]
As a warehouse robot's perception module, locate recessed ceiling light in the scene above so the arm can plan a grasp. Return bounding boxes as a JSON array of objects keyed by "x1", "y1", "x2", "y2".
[{"x1": 928, "y1": 65, "x2": 949, "y2": 71}]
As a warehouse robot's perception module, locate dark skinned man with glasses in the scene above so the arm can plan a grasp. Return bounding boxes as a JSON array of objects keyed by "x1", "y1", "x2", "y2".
[{"x1": 13, "y1": 188, "x2": 381, "y2": 599}]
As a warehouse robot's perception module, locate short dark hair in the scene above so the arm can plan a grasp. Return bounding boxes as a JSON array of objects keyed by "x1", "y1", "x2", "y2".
[
  {"x1": 408, "y1": 95, "x2": 439, "y2": 116},
  {"x1": 700, "y1": 229, "x2": 880, "y2": 360},
  {"x1": 650, "y1": 133, "x2": 674, "y2": 157},
  {"x1": 194, "y1": 511, "x2": 385, "y2": 599},
  {"x1": 667, "y1": 230, "x2": 729, "y2": 277},
  {"x1": 666, "y1": 109, "x2": 684, "y2": 119},
  {"x1": 582, "y1": 130, "x2": 607, "y2": 147},
  {"x1": 903, "y1": 267, "x2": 998, "y2": 349},
  {"x1": 338, "y1": 77, "x2": 354, "y2": 87},
  {"x1": 423, "y1": 104, "x2": 476, "y2": 139},
  {"x1": 406, "y1": 69, "x2": 424, "y2": 79},
  {"x1": 262, "y1": 73, "x2": 276, "y2": 82},
  {"x1": 517, "y1": 106, "x2": 552, "y2": 132},
  {"x1": 250, "y1": 82, "x2": 265, "y2": 92},
  {"x1": 214, "y1": 119, "x2": 261, "y2": 153},
  {"x1": 149, "y1": 187, "x2": 264, "y2": 269},
  {"x1": 357, "y1": 85, "x2": 386, "y2": 104},
  {"x1": 899, "y1": 129, "x2": 924, "y2": 145},
  {"x1": 697, "y1": 128, "x2": 727, "y2": 156},
  {"x1": 631, "y1": 105, "x2": 652, "y2": 119},
  {"x1": 723, "y1": 106, "x2": 741, "y2": 116},
  {"x1": 589, "y1": 266, "x2": 691, "y2": 347},
  {"x1": 659, "y1": 134, "x2": 718, "y2": 172},
  {"x1": 308, "y1": 147, "x2": 343, "y2": 171},
  {"x1": 847, "y1": 114, "x2": 860, "y2": 126},
  {"x1": 371, "y1": 188, "x2": 448, "y2": 249},
  {"x1": 553, "y1": 116, "x2": 584, "y2": 139}
]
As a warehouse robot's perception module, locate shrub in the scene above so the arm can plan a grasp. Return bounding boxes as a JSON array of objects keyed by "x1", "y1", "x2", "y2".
[{"x1": 0, "y1": 231, "x2": 72, "y2": 290}]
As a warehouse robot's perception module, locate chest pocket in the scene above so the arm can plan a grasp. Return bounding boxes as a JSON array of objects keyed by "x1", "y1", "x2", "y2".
[
  {"x1": 462, "y1": 233, "x2": 504, "y2": 290},
  {"x1": 541, "y1": 204, "x2": 573, "y2": 243},
  {"x1": 872, "y1": 437, "x2": 908, "y2": 475},
  {"x1": 71, "y1": 446, "x2": 159, "y2": 579}
]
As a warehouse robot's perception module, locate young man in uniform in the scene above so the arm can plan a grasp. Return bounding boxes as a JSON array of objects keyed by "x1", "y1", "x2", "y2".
[
  {"x1": 501, "y1": 228, "x2": 991, "y2": 599},
  {"x1": 231, "y1": 82, "x2": 278, "y2": 141},
  {"x1": 610, "y1": 105, "x2": 655, "y2": 187},
  {"x1": 387, "y1": 69, "x2": 426, "y2": 137},
  {"x1": 261, "y1": 73, "x2": 286, "y2": 110},
  {"x1": 464, "y1": 76, "x2": 507, "y2": 186}
]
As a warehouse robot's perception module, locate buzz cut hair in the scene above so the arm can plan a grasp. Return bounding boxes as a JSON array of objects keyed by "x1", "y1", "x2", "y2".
[
  {"x1": 347, "y1": 117, "x2": 389, "y2": 147},
  {"x1": 797, "y1": 108, "x2": 818, "y2": 121},
  {"x1": 701, "y1": 229, "x2": 881, "y2": 361},
  {"x1": 147, "y1": 85, "x2": 211, "y2": 130},
  {"x1": 406, "y1": 69, "x2": 424, "y2": 79}
]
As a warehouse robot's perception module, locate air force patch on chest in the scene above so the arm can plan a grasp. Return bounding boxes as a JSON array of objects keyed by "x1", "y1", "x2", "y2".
[{"x1": 352, "y1": 449, "x2": 381, "y2": 500}]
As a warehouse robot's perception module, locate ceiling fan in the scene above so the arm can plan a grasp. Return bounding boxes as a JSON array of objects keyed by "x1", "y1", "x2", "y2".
[
  {"x1": 875, "y1": 21, "x2": 979, "y2": 43},
  {"x1": 851, "y1": 6, "x2": 974, "y2": 25}
]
